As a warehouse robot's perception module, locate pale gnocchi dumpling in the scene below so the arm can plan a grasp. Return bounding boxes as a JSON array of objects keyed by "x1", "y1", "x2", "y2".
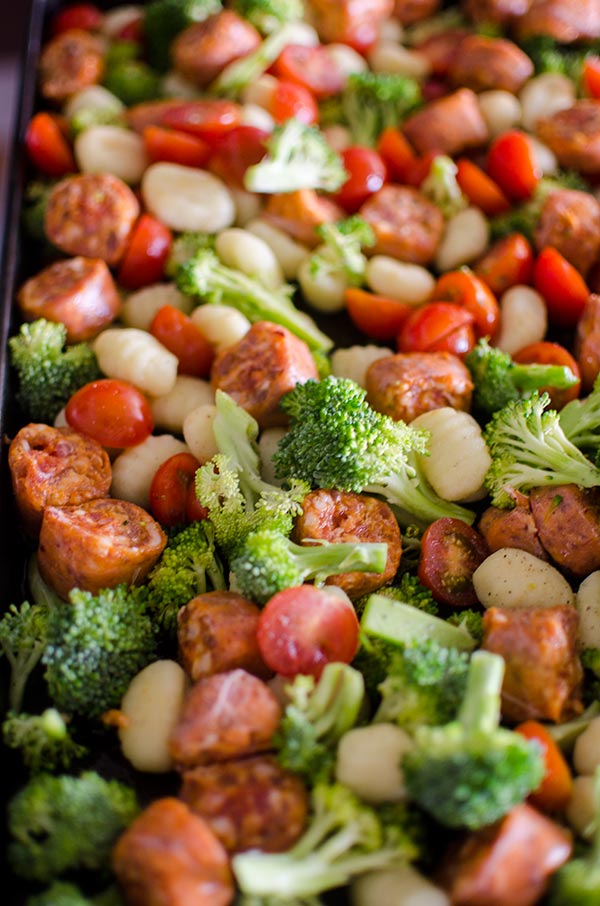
[
  {"x1": 331, "y1": 345, "x2": 393, "y2": 389},
  {"x1": 93, "y1": 328, "x2": 178, "y2": 398},
  {"x1": 472, "y1": 548, "x2": 576, "y2": 610},
  {"x1": 111, "y1": 434, "x2": 190, "y2": 509},
  {"x1": 142, "y1": 163, "x2": 236, "y2": 233},
  {"x1": 120, "y1": 283, "x2": 194, "y2": 331},
  {"x1": 183, "y1": 404, "x2": 219, "y2": 464},
  {"x1": 576, "y1": 571, "x2": 600, "y2": 649},
  {"x1": 74, "y1": 126, "x2": 147, "y2": 185},
  {"x1": 335, "y1": 723, "x2": 414, "y2": 803},
  {"x1": 150, "y1": 377, "x2": 215, "y2": 435}
]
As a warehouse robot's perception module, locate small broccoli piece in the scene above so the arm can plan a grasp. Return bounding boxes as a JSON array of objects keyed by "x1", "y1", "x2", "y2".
[
  {"x1": 164, "y1": 230, "x2": 215, "y2": 277},
  {"x1": 519, "y1": 34, "x2": 595, "y2": 82},
  {"x1": 3, "y1": 708, "x2": 87, "y2": 775},
  {"x1": 274, "y1": 662, "x2": 364, "y2": 783},
  {"x1": 210, "y1": 22, "x2": 301, "y2": 95},
  {"x1": 355, "y1": 574, "x2": 439, "y2": 621},
  {"x1": 402, "y1": 650, "x2": 545, "y2": 829},
  {"x1": 484, "y1": 392, "x2": 600, "y2": 508},
  {"x1": 103, "y1": 59, "x2": 161, "y2": 105},
  {"x1": 229, "y1": 0, "x2": 303, "y2": 34},
  {"x1": 549, "y1": 767, "x2": 600, "y2": 905},
  {"x1": 42, "y1": 585, "x2": 157, "y2": 718},
  {"x1": 360, "y1": 592, "x2": 478, "y2": 652},
  {"x1": 309, "y1": 216, "x2": 375, "y2": 287},
  {"x1": 27, "y1": 883, "x2": 123, "y2": 906},
  {"x1": 0, "y1": 600, "x2": 50, "y2": 713},
  {"x1": 341, "y1": 71, "x2": 422, "y2": 147},
  {"x1": 547, "y1": 701, "x2": 600, "y2": 752},
  {"x1": 446, "y1": 609, "x2": 484, "y2": 645},
  {"x1": 144, "y1": 0, "x2": 223, "y2": 71},
  {"x1": 490, "y1": 174, "x2": 589, "y2": 241},
  {"x1": 244, "y1": 119, "x2": 347, "y2": 194},
  {"x1": 466, "y1": 337, "x2": 579, "y2": 415},
  {"x1": 560, "y1": 373, "x2": 600, "y2": 453},
  {"x1": 232, "y1": 782, "x2": 420, "y2": 898},
  {"x1": 421, "y1": 155, "x2": 468, "y2": 218},
  {"x1": 21, "y1": 181, "x2": 56, "y2": 239},
  {"x1": 177, "y1": 248, "x2": 332, "y2": 351},
  {"x1": 9, "y1": 318, "x2": 102, "y2": 423},
  {"x1": 70, "y1": 106, "x2": 125, "y2": 136},
  {"x1": 8, "y1": 771, "x2": 139, "y2": 884}
]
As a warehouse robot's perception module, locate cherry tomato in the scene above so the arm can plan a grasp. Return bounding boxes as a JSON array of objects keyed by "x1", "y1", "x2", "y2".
[
  {"x1": 115, "y1": 13, "x2": 143, "y2": 42},
  {"x1": 434, "y1": 269, "x2": 501, "y2": 339},
  {"x1": 398, "y1": 302, "x2": 477, "y2": 357},
  {"x1": 533, "y1": 246, "x2": 590, "y2": 328},
  {"x1": 160, "y1": 100, "x2": 242, "y2": 141},
  {"x1": 271, "y1": 79, "x2": 318, "y2": 125},
  {"x1": 149, "y1": 452, "x2": 206, "y2": 527},
  {"x1": 65, "y1": 379, "x2": 153, "y2": 448},
  {"x1": 512, "y1": 341, "x2": 581, "y2": 410},
  {"x1": 257, "y1": 585, "x2": 360, "y2": 678},
  {"x1": 583, "y1": 55, "x2": 600, "y2": 99},
  {"x1": 515, "y1": 721, "x2": 573, "y2": 813},
  {"x1": 486, "y1": 130, "x2": 541, "y2": 201},
  {"x1": 418, "y1": 517, "x2": 490, "y2": 608},
  {"x1": 345, "y1": 287, "x2": 413, "y2": 341},
  {"x1": 208, "y1": 125, "x2": 268, "y2": 188},
  {"x1": 50, "y1": 2, "x2": 103, "y2": 34},
  {"x1": 455, "y1": 158, "x2": 510, "y2": 216},
  {"x1": 142, "y1": 125, "x2": 211, "y2": 169},
  {"x1": 149, "y1": 305, "x2": 214, "y2": 378},
  {"x1": 474, "y1": 233, "x2": 534, "y2": 296},
  {"x1": 25, "y1": 112, "x2": 76, "y2": 177},
  {"x1": 376, "y1": 128, "x2": 417, "y2": 183},
  {"x1": 335, "y1": 146, "x2": 387, "y2": 213},
  {"x1": 273, "y1": 44, "x2": 346, "y2": 99},
  {"x1": 404, "y1": 150, "x2": 440, "y2": 188},
  {"x1": 118, "y1": 214, "x2": 173, "y2": 290}
]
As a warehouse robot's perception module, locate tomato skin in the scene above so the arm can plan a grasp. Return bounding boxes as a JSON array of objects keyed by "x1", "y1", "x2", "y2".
[
  {"x1": 404, "y1": 150, "x2": 439, "y2": 188},
  {"x1": 208, "y1": 125, "x2": 269, "y2": 188},
  {"x1": 149, "y1": 452, "x2": 206, "y2": 528},
  {"x1": 65, "y1": 379, "x2": 154, "y2": 448},
  {"x1": 149, "y1": 305, "x2": 214, "y2": 378},
  {"x1": 271, "y1": 79, "x2": 318, "y2": 125},
  {"x1": 25, "y1": 112, "x2": 76, "y2": 177},
  {"x1": 273, "y1": 44, "x2": 346, "y2": 99},
  {"x1": 583, "y1": 56, "x2": 600, "y2": 99},
  {"x1": 376, "y1": 128, "x2": 417, "y2": 183},
  {"x1": 142, "y1": 125, "x2": 211, "y2": 169},
  {"x1": 118, "y1": 214, "x2": 173, "y2": 290},
  {"x1": 533, "y1": 246, "x2": 590, "y2": 328},
  {"x1": 50, "y1": 3, "x2": 103, "y2": 34},
  {"x1": 486, "y1": 130, "x2": 541, "y2": 201},
  {"x1": 474, "y1": 233, "x2": 534, "y2": 296},
  {"x1": 257, "y1": 585, "x2": 360, "y2": 678},
  {"x1": 515, "y1": 721, "x2": 573, "y2": 813},
  {"x1": 397, "y1": 302, "x2": 477, "y2": 357},
  {"x1": 455, "y1": 158, "x2": 510, "y2": 216},
  {"x1": 345, "y1": 288, "x2": 413, "y2": 341},
  {"x1": 434, "y1": 270, "x2": 501, "y2": 339},
  {"x1": 160, "y1": 100, "x2": 242, "y2": 140},
  {"x1": 512, "y1": 341, "x2": 581, "y2": 410},
  {"x1": 418, "y1": 517, "x2": 490, "y2": 608},
  {"x1": 335, "y1": 146, "x2": 387, "y2": 213}
]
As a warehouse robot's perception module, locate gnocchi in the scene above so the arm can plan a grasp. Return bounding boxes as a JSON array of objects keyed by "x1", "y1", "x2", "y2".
[
  {"x1": 150, "y1": 377, "x2": 215, "y2": 435},
  {"x1": 576, "y1": 571, "x2": 600, "y2": 649},
  {"x1": 366, "y1": 256, "x2": 435, "y2": 306},
  {"x1": 120, "y1": 283, "x2": 194, "y2": 331},
  {"x1": 142, "y1": 163, "x2": 236, "y2": 233},
  {"x1": 335, "y1": 723, "x2": 414, "y2": 804},
  {"x1": 472, "y1": 548, "x2": 576, "y2": 610},
  {"x1": 74, "y1": 125, "x2": 147, "y2": 185},
  {"x1": 331, "y1": 345, "x2": 393, "y2": 388},
  {"x1": 111, "y1": 434, "x2": 190, "y2": 509},
  {"x1": 183, "y1": 404, "x2": 219, "y2": 464},
  {"x1": 190, "y1": 304, "x2": 251, "y2": 351},
  {"x1": 93, "y1": 328, "x2": 179, "y2": 398},
  {"x1": 434, "y1": 207, "x2": 490, "y2": 272},
  {"x1": 215, "y1": 228, "x2": 285, "y2": 290},
  {"x1": 494, "y1": 285, "x2": 547, "y2": 355}
]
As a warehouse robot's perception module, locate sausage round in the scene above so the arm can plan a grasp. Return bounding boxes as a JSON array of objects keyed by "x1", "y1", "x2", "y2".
[
  {"x1": 574, "y1": 293, "x2": 600, "y2": 392},
  {"x1": 38, "y1": 497, "x2": 167, "y2": 599},
  {"x1": 478, "y1": 503, "x2": 549, "y2": 562},
  {"x1": 461, "y1": 0, "x2": 532, "y2": 25},
  {"x1": 263, "y1": 190, "x2": 344, "y2": 248},
  {"x1": 292, "y1": 489, "x2": 402, "y2": 598},
  {"x1": 180, "y1": 755, "x2": 308, "y2": 853},
  {"x1": 536, "y1": 101, "x2": 600, "y2": 176},
  {"x1": 393, "y1": 0, "x2": 441, "y2": 24},
  {"x1": 45, "y1": 173, "x2": 140, "y2": 266},
  {"x1": 448, "y1": 35, "x2": 534, "y2": 94},
  {"x1": 9, "y1": 424, "x2": 111, "y2": 538},
  {"x1": 533, "y1": 189, "x2": 600, "y2": 277},
  {"x1": 514, "y1": 0, "x2": 600, "y2": 43},
  {"x1": 309, "y1": 0, "x2": 395, "y2": 46},
  {"x1": 359, "y1": 186, "x2": 444, "y2": 265},
  {"x1": 402, "y1": 88, "x2": 489, "y2": 156},
  {"x1": 17, "y1": 257, "x2": 121, "y2": 343},
  {"x1": 38, "y1": 29, "x2": 104, "y2": 102},
  {"x1": 530, "y1": 485, "x2": 600, "y2": 578},
  {"x1": 172, "y1": 10, "x2": 261, "y2": 88},
  {"x1": 416, "y1": 29, "x2": 470, "y2": 77}
]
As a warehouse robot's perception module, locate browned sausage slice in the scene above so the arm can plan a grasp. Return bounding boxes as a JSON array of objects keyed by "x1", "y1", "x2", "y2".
[
  {"x1": 515, "y1": 0, "x2": 600, "y2": 42},
  {"x1": 478, "y1": 503, "x2": 549, "y2": 562},
  {"x1": 8, "y1": 424, "x2": 111, "y2": 538},
  {"x1": 45, "y1": 173, "x2": 140, "y2": 266},
  {"x1": 359, "y1": 185, "x2": 444, "y2": 264},
  {"x1": 263, "y1": 190, "x2": 344, "y2": 247},
  {"x1": 38, "y1": 29, "x2": 105, "y2": 102},
  {"x1": 17, "y1": 257, "x2": 121, "y2": 343},
  {"x1": 309, "y1": 0, "x2": 395, "y2": 44},
  {"x1": 172, "y1": 11, "x2": 261, "y2": 88},
  {"x1": 402, "y1": 88, "x2": 489, "y2": 156},
  {"x1": 393, "y1": 0, "x2": 441, "y2": 24},
  {"x1": 38, "y1": 498, "x2": 167, "y2": 599},
  {"x1": 461, "y1": 0, "x2": 532, "y2": 25},
  {"x1": 448, "y1": 35, "x2": 534, "y2": 94},
  {"x1": 533, "y1": 189, "x2": 600, "y2": 277},
  {"x1": 113, "y1": 797, "x2": 234, "y2": 906},
  {"x1": 292, "y1": 489, "x2": 401, "y2": 598},
  {"x1": 180, "y1": 755, "x2": 308, "y2": 853},
  {"x1": 416, "y1": 29, "x2": 471, "y2": 77},
  {"x1": 169, "y1": 669, "x2": 282, "y2": 769},
  {"x1": 574, "y1": 293, "x2": 600, "y2": 392},
  {"x1": 530, "y1": 485, "x2": 600, "y2": 578},
  {"x1": 536, "y1": 101, "x2": 600, "y2": 176}
]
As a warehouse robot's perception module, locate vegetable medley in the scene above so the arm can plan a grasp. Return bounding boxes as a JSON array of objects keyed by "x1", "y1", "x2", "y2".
[{"x1": 7, "y1": 0, "x2": 600, "y2": 904}]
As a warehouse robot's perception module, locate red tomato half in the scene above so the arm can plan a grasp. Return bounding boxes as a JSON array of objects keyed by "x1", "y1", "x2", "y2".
[
  {"x1": 397, "y1": 302, "x2": 476, "y2": 357},
  {"x1": 345, "y1": 288, "x2": 413, "y2": 341},
  {"x1": 25, "y1": 112, "x2": 76, "y2": 177},
  {"x1": 512, "y1": 341, "x2": 581, "y2": 410},
  {"x1": 149, "y1": 452, "x2": 206, "y2": 527},
  {"x1": 474, "y1": 233, "x2": 534, "y2": 296},
  {"x1": 533, "y1": 246, "x2": 590, "y2": 328},
  {"x1": 486, "y1": 130, "x2": 541, "y2": 201},
  {"x1": 434, "y1": 269, "x2": 500, "y2": 339},
  {"x1": 257, "y1": 585, "x2": 360, "y2": 678},
  {"x1": 376, "y1": 128, "x2": 417, "y2": 183},
  {"x1": 143, "y1": 125, "x2": 211, "y2": 169},
  {"x1": 208, "y1": 125, "x2": 269, "y2": 188},
  {"x1": 271, "y1": 79, "x2": 319, "y2": 125},
  {"x1": 161, "y1": 100, "x2": 242, "y2": 141},
  {"x1": 418, "y1": 517, "x2": 490, "y2": 608},
  {"x1": 118, "y1": 214, "x2": 173, "y2": 290},
  {"x1": 50, "y1": 2, "x2": 103, "y2": 34},
  {"x1": 584, "y1": 56, "x2": 600, "y2": 99},
  {"x1": 65, "y1": 379, "x2": 153, "y2": 448},
  {"x1": 273, "y1": 44, "x2": 346, "y2": 99},
  {"x1": 149, "y1": 305, "x2": 214, "y2": 378},
  {"x1": 335, "y1": 146, "x2": 387, "y2": 213},
  {"x1": 455, "y1": 158, "x2": 510, "y2": 216}
]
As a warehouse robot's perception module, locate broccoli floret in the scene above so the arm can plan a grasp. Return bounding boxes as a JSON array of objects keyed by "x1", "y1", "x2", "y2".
[
  {"x1": 232, "y1": 782, "x2": 421, "y2": 899},
  {"x1": 484, "y1": 392, "x2": 600, "y2": 508},
  {"x1": 560, "y1": 373, "x2": 600, "y2": 453},
  {"x1": 3, "y1": 708, "x2": 87, "y2": 775},
  {"x1": 466, "y1": 337, "x2": 579, "y2": 415},
  {"x1": 421, "y1": 155, "x2": 468, "y2": 218},
  {"x1": 446, "y1": 609, "x2": 484, "y2": 645},
  {"x1": 341, "y1": 71, "x2": 421, "y2": 147},
  {"x1": 273, "y1": 376, "x2": 475, "y2": 526},
  {"x1": 144, "y1": 0, "x2": 223, "y2": 71},
  {"x1": 402, "y1": 650, "x2": 545, "y2": 829},
  {"x1": 70, "y1": 106, "x2": 125, "y2": 136},
  {"x1": 490, "y1": 174, "x2": 589, "y2": 241},
  {"x1": 8, "y1": 771, "x2": 139, "y2": 884},
  {"x1": 103, "y1": 59, "x2": 161, "y2": 105},
  {"x1": 42, "y1": 585, "x2": 156, "y2": 718},
  {"x1": 164, "y1": 230, "x2": 215, "y2": 277},
  {"x1": 177, "y1": 248, "x2": 332, "y2": 351},
  {"x1": 274, "y1": 662, "x2": 364, "y2": 783},
  {"x1": 308, "y1": 216, "x2": 375, "y2": 287},
  {"x1": 520, "y1": 34, "x2": 596, "y2": 82},
  {"x1": 9, "y1": 319, "x2": 102, "y2": 423},
  {"x1": 0, "y1": 600, "x2": 50, "y2": 713},
  {"x1": 21, "y1": 180, "x2": 55, "y2": 239},
  {"x1": 27, "y1": 883, "x2": 123, "y2": 906},
  {"x1": 549, "y1": 767, "x2": 600, "y2": 905},
  {"x1": 229, "y1": 0, "x2": 303, "y2": 34},
  {"x1": 243, "y1": 119, "x2": 347, "y2": 194}
]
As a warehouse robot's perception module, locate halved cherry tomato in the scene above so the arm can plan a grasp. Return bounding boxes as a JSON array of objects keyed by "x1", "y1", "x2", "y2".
[
  {"x1": 118, "y1": 214, "x2": 173, "y2": 290},
  {"x1": 533, "y1": 246, "x2": 590, "y2": 328},
  {"x1": 271, "y1": 79, "x2": 318, "y2": 125},
  {"x1": 474, "y1": 233, "x2": 534, "y2": 296},
  {"x1": 335, "y1": 146, "x2": 387, "y2": 213},
  {"x1": 418, "y1": 517, "x2": 490, "y2": 608},
  {"x1": 583, "y1": 55, "x2": 600, "y2": 99},
  {"x1": 515, "y1": 721, "x2": 573, "y2": 813},
  {"x1": 398, "y1": 303, "x2": 476, "y2": 356},
  {"x1": 208, "y1": 125, "x2": 268, "y2": 188},
  {"x1": 434, "y1": 269, "x2": 501, "y2": 339},
  {"x1": 25, "y1": 112, "x2": 76, "y2": 177},
  {"x1": 512, "y1": 341, "x2": 581, "y2": 410},
  {"x1": 65, "y1": 379, "x2": 153, "y2": 448},
  {"x1": 50, "y1": 2, "x2": 103, "y2": 34},
  {"x1": 273, "y1": 44, "x2": 346, "y2": 99},
  {"x1": 142, "y1": 125, "x2": 211, "y2": 169},
  {"x1": 455, "y1": 158, "x2": 510, "y2": 216},
  {"x1": 149, "y1": 305, "x2": 214, "y2": 378},
  {"x1": 149, "y1": 452, "x2": 207, "y2": 527},
  {"x1": 486, "y1": 130, "x2": 541, "y2": 201},
  {"x1": 345, "y1": 287, "x2": 413, "y2": 341},
  {"x1": 115, "y1": 13, "x2": 143, "y2": 42},
  {"x1": 376, "y1": 128, "x2": 417, "y2": 183},
  {"x1": 404, "y1": 150, "x2": 440, "y2": 188},
  {"x1": 160, "y1": 100, "x2": 242, "y2": 141},
  {"x1": 257, "y1": 585, "x2": 360, "y2": 678}
]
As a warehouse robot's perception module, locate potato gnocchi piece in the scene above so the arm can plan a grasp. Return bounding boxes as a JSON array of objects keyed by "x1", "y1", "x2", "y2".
[
  {"x1": 93, "y1": 328, "x2": 178, "y2": 398},
  {"x1": 296, "y1": 252, "x2": 348, "y2": 313},
  {"x1": 190, "y1": 304, "x2": 251, "y2": 352},
  {"x1": 576, "y1": 571, "x2": 600, "y2": 649},
  {"x1": 477, "y1": 89, "x2": 522, "y2": 139},
  {"x1": 64, "y1": 84, "x2": 124, "y2": 118},
  {"x1": 150, "y1": 377, "x2": 215, "y2": 435},
  {"x1": 246, "y1": 218, "x2": 309, "y2": 280},
  {"x1": 366, "y1": 255, "x2": 435, "y2": 306},
  {"x1": 258, "y1": 427, "x2": 287, "y2": 486},
  {"x1": 519, "y1": 73, "x2": 576, "y2": 132},
  {"x1": 573, "y1": 717, "x2": 600, "y2": 776},
  {"x1": 183, "y1": 404, "x2": 219, "y2": 464},
  {"x1": 331, "y1": 345, "x2": 393, "y2": 389},
  {"x1": 74, "y1": 125, "x2": 147, "y2": 185},
  {"x1": 142, "y1": 163, "x2": 235, "y2": 233},
  {"x1": 215, "y1": 228, "x2": 284, "y2": 290},
  {"x1": 351, "y1": 864, "x2": 450, "y2": 906},
  {"x1": 230, "y1": 187, "x2": 264, "y2": 227},
  {"x1": 111, "y1": 434, "x2": 190, "y2": 509},
  {"x1": 494, "y1": 285, "x2": 547, "y2": 355},
  {"x1": 335, "y1": 723, "x2": 414, "y2": 804},
  {"x1": 472, "y1": 548, "x2": 576, "y2": 610},
  {"x1": 120, "y1": 283, "x2": 194, "y2": 331},
  {"x1": 566, "y1": 775, "x2": 596, "y2": 840},
  {"x1": 435, "y1": 206, "x2": 490, "y2": 272}
]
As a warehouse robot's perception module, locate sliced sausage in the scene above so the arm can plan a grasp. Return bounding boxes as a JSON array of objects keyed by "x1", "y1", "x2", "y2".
[
  {"x1": 514, "y1": 0, "x2": 600, "y2": 42},
  {"x1": 530, "y1": 485, "x2": 600, "y2": 578},
  {"x1": 402, "y1": 88, "x2": 489, "y2": 156},
  {"x1": 38, "y1": 29, "x2": 104, "y2": 102},
  {"x1": 393, "y1": 0, "x2": 441, "y2": 24},
  {"x1": 536, "y1": 101, "x2": 600, "y2": 176},
  {"x1": 533, "y1": 189, "x2": 600, "y2": 277},
  {"x1": 448, "y1": 35, "x2": 534, "y2": 94},
  {"x1": 482, "y1": 605, "x2": 583, "y2": 723},
  {"x1": 478, "y1": 503, "x2": 549, "y2": 562},
  {"x1": 169, "y1": 669, "x2": 282, "y2": 769},
  {"x1": 172, "y1": 10, "x2": 261, "y2": 88},
  {"x1": 177, "y1": 591, "x2": 269, "y2": 682},
  {"x1": 292, "y1": 489, "x2": 402, "y2": 598},
  {"x1": 359, "y1": 186, "x2": 444, "y2": 265},
  {"x1": 126, "y1": 99, "x2": 200, "y2": 133},
  {"x1": 113, "y1": 797, "x2": 234, "y2": 906},
  {"x1": 45, "y1": 173, "x2": 140, "y2": 266},
  {"x1": 17, "y1": 257, "x2": 121, "y2": 343},
  {"x1": 416, "y1": 29, "x2": 471, "y2": 77},
  {"x1": 37, "y1": 497, "x2": 167, "y2": 599},
  {"x1": 437, "y1": 803, "x2": 572, "y2": 906},
  {"x1": 574, "y1": 293, "x2": 600, "y2": 392},
  {"x1": 210, "y1": 321, "x2": 319, "y2": 428},
  {"x1": 180, "y1": 755, "x2": 308, "y2": 853},
  {"x1": 263, "y1": 190, "x2": 344, "y2": 248},
  {"x1": 366, "y1": 351, "x2": 474, "y2": 423},
  {"x1": 8, "y1": 424, "x2": 111, "y2": 538},
  {"x1": 309, "y1": 0, "x2": 395, "y2": 47},
  {"x1": 461, "y1": 0, "x2": 532, "y2": 25}
]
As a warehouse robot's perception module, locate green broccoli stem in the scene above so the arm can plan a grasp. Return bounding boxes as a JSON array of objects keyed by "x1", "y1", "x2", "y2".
[
  {"x1": 7, "y1": 643, "x2": 47, "y2": 713},
  {"x1": 559, "y1": 382, "x2": 600, "y2": 449},
  {"x1": 307, "y1": 663, "x2": 365, "y2": 740},
  {"x1": 360, "y1": 594, "x2": 477, "y2": 652},
  {"x1": 510, "y1": 363, "x2": 577, "y2": 394},
  {"x1": 291, "y1": 540, "x2": 388, "y2": 582},
  {"x1": 212, "y1": 390, "x2": 265, "y2": 505},
  {"x1": 458, "y1": 651, "x2": 503, "y2": 735},
  {"x1": 210, "y1": 24, "x2": 296, "y2": 96}
]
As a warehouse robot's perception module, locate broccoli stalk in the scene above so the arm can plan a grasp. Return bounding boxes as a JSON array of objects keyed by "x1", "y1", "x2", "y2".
[
  {"x1": 549, "y1": 767, "x2": 600, "y2": 904},
  {"x1": 519, "y1": 34, "x2": 596, "y2": 82},
  {"x1": 0, "y1": 601, "x2": 50, "y2": 712},
  {"x1": 176, "y1": 248, "x2": 333, "y2": 351},
  {"x1": 466, "y1": 337, "x2": 579, "y2": 415},
  {"x1": 355, "y1": 573, "x2": 439, "y2": 620},
  {"x1": 211, "y1": 22, "x2": 305, "y2": 95},
  {"x1": 559, "y1": 373, "x2": 600, "y2": 453},
  {"x1": 143, "y1": 0, "x2": 223, "y2": 71},
  {"x1": 483, "y1": 392, "x2": 600, "y2": 508},
  {"x1": 230, "y1": 0, "x2": 304, "y2": 34},
  {"x1": 21, "y1": 181, "x2": 56, "y2": 239},
  {"x1": 243, "y1": 119, "x2": 348, "y2": 194},
  {"x1": 164, "y1": 230, "x2": 215, "y2": 277},
  {"x1": 421, "y1": 155, "x2": 468, "y2": 218},
  {"x1": 360, "y1": 591, "x2": 477, "y2": 652},
  {"x1": 341, "y1": 71, "x2": 422, "y2": 147},
  {"x1": 27, "y1": 882, "x2": 123, "y2": 906},
  {"x1": 3, "y1": 708, "x2": 87, "y2": 775},
  {"x1": 308, "y1": 216, "x2": 375, "y2": 287},
  {"x1": 402, "y1": 650, "x2": 545, "y2": 829},
  {"x1": 9, "y1": 319, "x2": 102, "y2": 423}
]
